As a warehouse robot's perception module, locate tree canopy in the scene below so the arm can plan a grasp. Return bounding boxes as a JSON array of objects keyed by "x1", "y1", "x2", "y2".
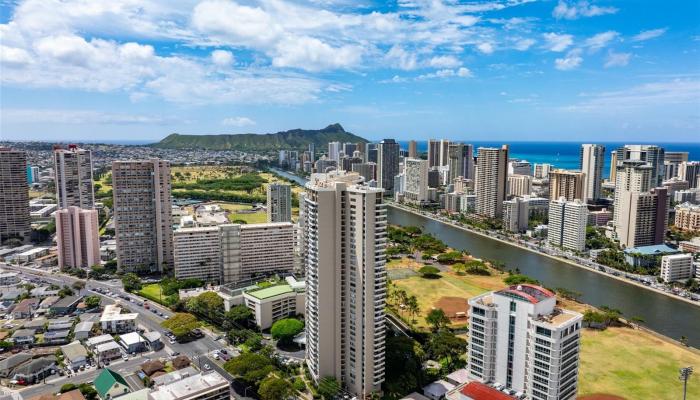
[
  {"x1": 121, "y1": 273, "x2": 143, "y2": 292},
  {"x1": 317, "y1": 376, "x2": 341, "y2": 399},
  {"x1": 224, "y1": 352, "x2": 276, "y2": 388},
  {"x1": 425, "y1": 308, "x2": 451, "y2": 331},
  {"x1": 271, "y1": 318, "x2": 304, "y2": 344},
  {"x1": 161, "y1": 313, "x2": 201, "y2": 339},
  {"x1": 418, "y1": 266, "x2": 441, "y2": 279},
  {"x1": 258, "y1": 376, "x2": 292, "y2": 400}
]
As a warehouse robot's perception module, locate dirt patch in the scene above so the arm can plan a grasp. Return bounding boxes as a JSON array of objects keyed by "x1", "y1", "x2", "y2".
[
  {"x1": 435, "y1": 296, "x2": 468, "y2": 319},
  {"x1": 578, "y1": 395, "x2": 626, "y2": 400}
]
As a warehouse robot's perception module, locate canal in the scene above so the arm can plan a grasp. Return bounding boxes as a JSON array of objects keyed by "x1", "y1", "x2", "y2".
[
  {"x1": 270, "y1": 167, "x2": 700, "y2": 347},
  {"x1": 388, "y1": 206, "x2": 700, "y2": 348}
]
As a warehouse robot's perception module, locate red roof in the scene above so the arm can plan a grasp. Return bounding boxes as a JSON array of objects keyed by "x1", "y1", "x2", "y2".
[{"x1": 460, "y1": 382, "x2": 516, "y2": 400}]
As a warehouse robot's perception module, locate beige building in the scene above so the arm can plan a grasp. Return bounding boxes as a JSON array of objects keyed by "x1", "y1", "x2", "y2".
[
  {"x1": 408, "y1": 140, "x2": 418, "y2": 158},
  {"x1": 53, "y1": 146, "x2": 95, "y2": 209},
  {"x1": 507, "y1": 174, "x2": 533, "y2": 197},
  {"x1": 447, "y1": 143, "x2": 474, "y2": 183},
  {"x1": 301, "y1": 171, "x2": 386, "y2": 397},
  {"x1": 475, "y1": 145, "x2": 509, "y2": 218},
  {"x1": 220, "y1": 222, "x2": 295, "y2": 285},
  {"x1": 548, "y1": 198, "x2": 588, "y2": 252},
  {"x1": 173, "y1": 227, "x2": 222, "y2": 283},
  {"x1": 580, "y1": 144, "x2": 605, "y2": 202},
  {"x1": 660, "y1": 254, "x2": 694, "y2": 283},
  {"x1": 403, "y1": 158, "x2": 429, "y2": 204},
  {"x1": 0, "y1": 147, "x2": 30, "y2": 244},
  {"x1": 55, "y1": 207, "x2": 100, "y2": 269},
  {"x1": 267, "y1": 183, "x2": 292, "y2": 223},
  {"x1": 616, "y1": 187, "x2": 668, "y2": 249},
  {"x1": 148, "y1": 371, "x2": 230, "y2": 400},
  {"x1": 674, "y1": 203, "x2": 700, "y2": 231},
  {"x1": 502, "y1": 197, "x2": 529, "y2": 233},
  {"x1": 549, "y1": 169, "x2": 585, "y2": 202},
  {"x1": 242, "y1": 278, "x2": 305, "y2": 329},
  {"x1": 112, "y1": 160, "x2": 174, "y2": 274}
]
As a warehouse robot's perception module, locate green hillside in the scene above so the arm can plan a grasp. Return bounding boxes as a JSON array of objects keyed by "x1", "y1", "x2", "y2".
[{"x1": 152, "y1": 123, "x2": 368, "y2": 151}]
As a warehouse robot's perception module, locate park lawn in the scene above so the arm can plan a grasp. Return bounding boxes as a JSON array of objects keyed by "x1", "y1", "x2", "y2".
[
  {"x1": 138, "y1": 284, "x2": 165, "y2": 304},
  {"x1": 387, "y1": 257, "x2": 423, "y2": 270},
  {"x1": 228, "y1": 211, "x2": 268, "y2": 224},
  {"x1": 578, "y1": 327, "x2": 700, "y2": 399}
]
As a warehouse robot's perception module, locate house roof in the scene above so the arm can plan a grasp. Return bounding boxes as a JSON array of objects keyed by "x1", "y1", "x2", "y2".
[
  {"x1": 422, "y1": 380, "x2": 455, "y2": 397},
  {"x1": 44, "y1": 330, "x2": 70, "y2": 339},
  {"x1": 23, "y1": 317, "x2": 47, "y2": 329},
  {"x1": 86, "y1": 334, "x2": 114, "y2": 347},
  {"x1": 0, "y1": 353, "x2": 32, "y2": 372},
  {"x1": 51, "y1": 296, "x2": 82, "y2": 309},
  {"x1": 245, "y1": 284, "x2": 293, "y2": 300},
  {"x1": 119, "y1": 332, "x2": 144, "y2": 346},
  {"x1": 141, "y1": 360, "x2": 165, "y2": 376},
  {"x1": 12, "y1": 328, "x2": 36, "y2": 337},
  {"x1": 12, "y1": 356, "x2": 55, "y2": 376},
  {"x1": 94, "y1": 368, "x2": 129, "y2": 399},
  {"x1": 446, "y1": 368, "x2": 470, "y2": 385},
  {"x1": 459, "y1": 382, "x2": 516, "y2": 400},
  {"x1": 400, "y1": 393, "x2": 430, "y2": 400},
  {"x1": 624, "y1": 244, "x2": 679, "y2": 255},
  {"x1": 61, "y1": 341, "x2": 88, "y2": 361},
  {"x1": 57, "y1": 390, "x2": 87, "y2": 400},
  {"x1": 74, "y1": 321, "x2": 94, "y2": 332},
  {"x1": 95, "y1": 341, "x2": 121, "y2": 353}
]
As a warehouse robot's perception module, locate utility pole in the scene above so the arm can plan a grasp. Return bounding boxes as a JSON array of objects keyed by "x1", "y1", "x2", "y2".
[{"x1": 679, "y1": 366, "x2": 693, "y2": 400}]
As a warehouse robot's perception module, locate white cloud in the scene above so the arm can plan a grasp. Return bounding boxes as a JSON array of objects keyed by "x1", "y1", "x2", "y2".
[
  {"x1": 477, "y1": 42, "x2": 495, "y2": 54},
  {"x1": 604, "y1": 51, "x2": 631, "y2": 68},
  {"x1": 552, "y1": 1, "x2": 617, "y2": 20},
  {"x1": 584, "y1": 31, "x2": 618, "y2": 51},
  {"x1": 416, "y1": 67, "x2": 472, "y2": 80},
  {"x1": 272, "y1": 36, "x2": 363, "y2": 71},
  {"x1": 555, "y1": 49, "x2": 583, "y2": 70},
  {"x1": 632, "y1": 28, "x2": 667, "y2": 42},
  {"x1": 513, "y1": 38, "x2": 535, "y2": 51},
  {"x1": 221, "y1": 116, "x2": 256, "y2": 127},
  {"x1": 428, "y1": 55, "x2": 461, "y2": 68},
  {"x1": 543, "y1": 33, "x2": 574, "y2": 52},
  {"x1": 0, "y1": 45, "x2": 33, "y2": 67},
  {"x1": 1, "y1": 108, "x2": 182, "y2": 125},
  {"x1": 386, "y1": 45, "x2": 418, "y2": 70},
  {"x1": 211, "y1": 50, "x2": 234, "y2": 67}
]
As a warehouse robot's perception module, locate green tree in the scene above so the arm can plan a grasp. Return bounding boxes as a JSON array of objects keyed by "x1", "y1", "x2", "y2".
[
  {"x1": 121, "y1": 273, "x2": 143, "y2": 292},
  {"x1": 271, "y1": 318, "x2": 304, "y2": 344},
  {"x1": 223, "y1": 305, "x2": 254, "y2": 330},
  {"x1": 71, "y1": 280, "x2": 86, "y2": 295},
  {"x1": 383, "y1": 336, "x2": 425, "y2": 398},
  {"x1": 418, "y1": 266, "x2": 441, "y2": 279},
  {"x1": 186, "y1": 292, "x2": 224, "y2": 324},
  {"x1": 317, "y1": 376, "x2": 341, "y2": 400},
  {"x1": 84, "y1": 295, "x2": 101, "y2": 309},
  {"x1": 407, "y1": 296, "x2": 420, "y2": 325},
  {"x1": 427, "y1": 330, "x2": 467, "y2": 370},
  {"x1": 425, "y1": 308, "x2": 451, "y2": 331},
  {"x1": 503, "y1": 274, "x2": 539, "y2": 285},
  {"x1": 58, "y1": 286, "x2": 74, "y2": 298},
  {"x1": 258, "y1": 376, "x2": 292, "y2": 400},
  {"x1": 161, "y1": 313, "x2": 201, "y2": 339},
  {"x1": 224, "y1": 352, "x2": 275, "y2": 388}
]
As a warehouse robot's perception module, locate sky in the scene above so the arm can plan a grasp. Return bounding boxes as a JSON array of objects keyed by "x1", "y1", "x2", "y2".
[{"x1": 1, "y1": 0, "x2": 699, "y2": 143}]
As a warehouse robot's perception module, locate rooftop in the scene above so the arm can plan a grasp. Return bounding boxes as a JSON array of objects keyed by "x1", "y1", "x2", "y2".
[
  {"x1": 535, "y1": 308, "x2": 582, "y2": 328},
  {"x1": 496, "y1": 284, "x2": 555, "y2": 304},
  {"x1": 149, "y1": 372, "x2": 228, "y2": 400},
  {"x1": 245, "y1": 284, "x2": 294, "y2": 300},
  {"x1": 459, "y1": 382, "x2": 516, "y2": 400},
  {"x1": 120, "y1": 332, "x2": 144, "y2": 345},
  {"x1": 624, "y1": 244, "x2": 680, "y2": 255}
]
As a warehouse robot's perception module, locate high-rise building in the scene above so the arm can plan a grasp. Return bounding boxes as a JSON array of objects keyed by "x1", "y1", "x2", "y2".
[
  {"x1": 674, "y1": 203, "x2": 700, "y2": 232},
  {"x1": 467, "y1": 284, "x2": 583, "y2": 399},
  {"x1": 475, "y1": 146, "x2": 509, "y2": 218},
  {"x1": 53, "y1": 145, "x2": 95, "y2": 209},
  {"x1": 580, "y1": 144, "x2": 605, "y2": 202},
  {"x1": 439, "y1": 139, "x2": 451, "y2": 167},
  {"x1": 351, "y1": 162, "x2": 377, "y2": 183},
  {"x1": 428, "y1": 139, "x2": 441, "y2": 168},
  {"x1": 608, "y1": 150, "x2": 618, "y2": 183},
  {"x1": 301, "y1": 172, "x2": 386, "y2": 398},
  {"x1": 173, "y1": 227, "x2": 222, "y2": 283},
  {"x1": 508, "y1": 160, "x2": 532, "y2": 176},
  {"x1": 679, "y1": 161, "x2": 700, "y2": 189},
  {"x1": 343, "y1": 143, "x2": 357, "y2": 158},
  {"x1": 615, "y1": 145, "x2": 665, "y2": 186},
  {"x1": 112, "y1": 160, "x2": 174, "y2": 274},
  {"x1": 328, "y1": 142, "x2": 341, "y2": 163},
  {"x1": 55, "y1": 206, "x2": 100, "y2": 269},
  {"x1": 508, "y1": 174, "x2": 533, "y2": 197},
  {"x1": 663, "y1": 151, "x2": 688, "y2": 178},
  {"x1": 534, "y1": 163, "x2": 552, "y2": 180},
  {"x1": 408, "y1": 140, "x2": 418, "y2": 158},
  {"x1": 308, "y1": 143, "x2": 316, "y2": 163},
  {"x1": 377, "y1": 139, "x2": 400, "y2": 193},
  {"x1": 616, "y1": 187, "x2": 668, "y2": 249},
  {"x1": 0, "y1": 147, "x2": 30, "y2": 244},
  {"x1": 220, "y1": 222, "x2": 295, "y2": 285},
  {"x1": 660, "y1": 254, "x2": 694, "y2": 283},
  {"x1": 267, "y1": 183, "x2": 292, "y2": 223},
  {"x1": 448, "y1": 143, "x2": 474, "y2": 183},
  {"x1": 502, "y1": 197, "x2": 529, "y2": 233},
  {"x1": 613, "y1": 160, "x2": 653, "y2": 232},
  {"x1": 403, "y1": 158, "x2": 429, "y2": 204},
  {"x1": 549, "y1": 170, "x2": 585, "y2": 202},
  {"x1": 366, "y1": 143, "x2": 378, "y2": 164},
  {"x1": 548, "y1": 198, "x2": 588, "y2": 252}
]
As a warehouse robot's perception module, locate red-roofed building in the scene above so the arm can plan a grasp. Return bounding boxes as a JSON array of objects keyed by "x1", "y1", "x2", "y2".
[{"x1": 459, "y1": 382, "x2": 515, "y2": 400}]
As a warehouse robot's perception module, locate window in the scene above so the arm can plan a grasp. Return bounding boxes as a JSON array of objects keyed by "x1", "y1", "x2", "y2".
[
  {"x1": 510, "y1": 301, "x2": 516, "y2": 312},
  {"x1": 536, "y1": 326, "x2": 552, "y2": 337}
]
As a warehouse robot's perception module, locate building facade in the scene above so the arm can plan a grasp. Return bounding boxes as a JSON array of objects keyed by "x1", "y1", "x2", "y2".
[
  {"x1": 616, "y1": 187, "x2": 669, "y2": 249},
  {"x1": 580, "y1": 144, "x2": 605, "y2": 202},
  {"x1": 548, "y1": 198, "x2": 588, "y2": 252},
  {"x1": 53, "y1": 145, "x2": 95, "y2": 209},
  {"x1": 377, "y1": 139, "x2": 400, "y2": 193},
  {"x1": 301, "y1": 172, "x2": 386, "y2": 397},
  {"x1": 508, "y1": 174, "x2": 533, "y2": 198},
  {"x1": 475, "y1": 146, "x2": 509, "y2": 218},
  {"x1": 173, "y1": 227, "x2": 222, "y2": 283},
  {"x1": 403, "y1": 158, "x2": 429, "y2": 204},
  {"x1": 674, "y1": 203, "x2": 700, "y2": 231},
  {"x1": 549, "y1": 170, "x2": 585, "y2": 202},
  {"x1": 659, "y1": 254, "x2": 694, "y2": 283},
  {"x1": 55, "y1": 207, "x2": 100, "y2": 269},
  {"x1": 448, "y1": 143, "x2": 475, "y2": 183},
  {"x1": 0, "y1": 148, "x2": 31, "y2": 244},
  {"x1": 503, "y1": 197, "x2": 529, "y2": 233},
  {"x1": 267, "y1": 183, "x2": 292, "y2": 223},
  {"x1": 112, "y1": 160, "x2": 174, "y2": 274}
]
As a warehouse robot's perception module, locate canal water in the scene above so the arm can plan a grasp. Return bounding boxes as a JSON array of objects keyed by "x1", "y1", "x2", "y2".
[
  {"x1": 270, "y1": 167, "x2": 700, "y2": 347},
  {"x1": 388, "y1": 206, "x2": 700, "y2": 348}
]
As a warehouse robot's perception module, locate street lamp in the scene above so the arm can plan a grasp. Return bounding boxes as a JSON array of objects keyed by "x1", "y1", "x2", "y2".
[{"x1": 679, "y1": 366, "x2": 693, "y2": 400}]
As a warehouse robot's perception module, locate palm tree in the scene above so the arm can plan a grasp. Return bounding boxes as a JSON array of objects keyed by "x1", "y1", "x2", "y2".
[
  {"x1": 397, "y1": 290, "x2": 409, "y2": 315},
  {"x1": 407, "y1": 296, "x2": 420, "y2": 325},
  {"x1": 72, "y1": 280, "x2": 85, "y2": 296}
]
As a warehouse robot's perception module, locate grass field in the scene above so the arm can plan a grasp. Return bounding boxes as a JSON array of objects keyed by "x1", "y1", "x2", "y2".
[{"x1": 138, "y1": 283, "x2": 165, "y2": 304}]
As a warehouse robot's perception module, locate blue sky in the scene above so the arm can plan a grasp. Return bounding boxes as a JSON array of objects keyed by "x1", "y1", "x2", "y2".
[{"x1": 1, "y1": 0, "x2": 699, "y2": 142}]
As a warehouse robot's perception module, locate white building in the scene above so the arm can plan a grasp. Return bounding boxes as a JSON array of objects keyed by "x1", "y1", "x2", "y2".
[
  {"x1": 53, "y1": 146, "x2": 95, "y2": 209},
  {"x1": 534, "y1": 163, "x2": 552, "y2": 179},
  {"x1": 467, "y1": 284, "x2": 583, "y2": 400},
  {"x1": 580, "y1": 144, "x2": 605, "y2": 202},
  {"x1": 100, "y1": 304, "x2": 138, "y2": 334},
  {"x1": 548, "y1": 198, "x2": 588, "y2": 252},
  {"x1": 148, "y1": 372, "x2": 230, "y2": 400},
  {"x1": 242, "y1": 277, "x2": 305, "y2": 329},
  {"x1": 508, "y1": 160, "x2": 532, "y2": 176},
  {"x1": 267, "y1": 183, "x2": 292, "y2": 223},
  {"x1": 403, "y1": 158, "x2": 429, "y2": 204},
  {"x1": 508, "y1": 174, "x2": 533, "y2": 197},
  {"x1": 173, "y1": 227, "x2": 221, "y2": 283},
  {"x1": 301, "y1": 171, "x2": 386, "y2": 397},
  {"x1": 660, "y1": 254, "x2": 694, "y2": 283},
  {"x1": 503, "y1": 198, "x2": 529, "y2": 233}
]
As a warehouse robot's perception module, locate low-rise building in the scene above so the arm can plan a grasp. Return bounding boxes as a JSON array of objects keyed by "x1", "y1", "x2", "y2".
[
  {"x1": 675, "y1": 203, "x2": 700, "y2": 231},
  {"x1": 95, "y1": 341, "x2": 122, "y2": 363},
  {"x1": 13, "y1": 298, "x2": 40, "y2": 319},
  {"x1": 61, "y1": 341, "x2": 89, "y2": 370},
  {"x1": 119, "y1": 332, "x2": 146, "y2": 354},
  {"x1": 143, "y1": 331, "x2": 163, "y2": 351},
  {"x1": 86, "y1": 334, "x2": 115, "y2": 350},
  {"x1": 242, "y1": 277, "x2": 305, "y2": 329},
  {"x1": 44, "y1": 329, "x2": 70, "y2": 345},
  {"x1": 0, "y1": 354, "x2": 56, "y2": 385},
  {"x1": 50, "y1": 296, "x2": 82, "y2": 316},
  {"x1": 22, "y1": 317, "x2": 47, "y2": 333},
  {"x1": 0, "y1": 271, "x2": 20, "y2": 286},
  {"x1": 679, "y1": 237, "x2": 700, "y2": 254},
  {"x1": 74, "y1": 321, "x2": 94, "y2": 340},
  {"x1": 624, "y1": 244, "x2": 681, "y2": 268},
  {"x1": 660, "y1": 254, "x2": 695, "y2": 283},
  {"x1": 95, "y1": 368, "x2": 131, "y2": 400},
  {"x1": 587, "y1": 209, "x2": 613, "y2": 227},
  {"x1": 11, "y1": 328, "x2": 36, "y2": 345},
  {"x1": 100, "y1": 304, "x2": 138, "y2": 333},
  {"x1": 148, "y1": 371, "x2": 230, "y2": 400}
]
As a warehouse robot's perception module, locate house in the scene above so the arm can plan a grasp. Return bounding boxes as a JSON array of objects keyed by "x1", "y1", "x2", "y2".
[
  {"x1": 95, "y1": 341, "x2": 122, "y2": 363},
  {"x1": 0, "y1": 288, "x2": 23, "y2": 301},
  {"x1": 0, "y1": 353, "x2": 32, "y2": 378},
  {"x1": 61, "y1": 341, "x2": 89, "y2": 370},
  {"x1": 100, "y1": 305, "x2": 138, "y2": 334},
  {"x1": 445, "y1": 369, "x2": 470, "y2": 387},
  {"x1": 94, "y1": 368, "x2": 131, "y2": 400},
  {"x1": 31, "y1": 389, "x2": 88, "y2": 400},
  {"x1": 13, "y1": 298, "x2": 40, "y2": 319},
  {"x1": 44, "y1": 330, "x2": 70, "y2": 345},
  {"x1": 0, "y1": 354, "x2": 56, "y2": 385},
  {"x1": 50, "y1": 296, "x2": 82, "y2": 316},
  {"x1": 74, "y1": 321, "x2": 94, "y2": 340},
  {"x1": 30, "y1": 287, "x2": 59, "y2": 298},
  {"x1": 119, "y1": 332, "x2": 146, "y2": 354},
  {"x1": 141, "y1": 360, "x2": 165, "y2": 377},
  {"x1": 39, "y1": 296, "x2": 61, "y2": 311},
  {"x1": 143, "y1": 331, "x2": 163, "y2": 351},
  {"x1": 11, "y1": 328, "x2": 36, "y2": 345},
  {"x1": 458, "y1": 382, "x2": 516, "y2": 400},
  {"x1": 423, "y1": 380, "x2": 456, "y2": 400},
  {"x1": 0, "y1": 300, "x2": 16, "y2": 316},
  {"x1": 87, "y1": 334, "x2": 116, "y2": 350},
  {"x1": 22, "y1": 317, "x2": 47, "y2": 333},
  {"x1": 47, "y1": 318, "x2": 73, "y2": 331}
]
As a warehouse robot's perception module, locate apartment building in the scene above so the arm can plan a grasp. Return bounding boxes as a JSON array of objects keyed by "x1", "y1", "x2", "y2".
[
  {"x1": 403, "y1": 158, "x2": 430, "y2": 204},
  {"x1": 679, "y1": 161, "x2": 700, "y2": 189},
  {"x1": 534, "y1": 163, "x2": 552, "y2": 180},
  {"x1": 616, "y1": 187, "x2": 668, "y2": 249},
  {"x1": 615, "y1": 144, "x2": 666, "y2": 187},
  {"x1": 428, "y1": 139, "x2": 441, "y2": 168},
  {"x1": 448, "y1": 143, "x2": 474, "y2": 183},
  {"x1": 549, "y1": 170, "x2": 585, "y2": 202},
  {"x1": 503, "y1": 197, "x2": 529, "y2": 233},
  {"x1": 55, "y1": 207, "x2": 100, "y2": 269},
  {"x1": 580, "y1": 144, "x2": 605, "y2": 202},
  {"x1": 659, "y1": 254, "x2": 694, "y2": 283},
  {"x1": 508, "y1": 160, "x2": 532, "y2": 176},
  {"x1": 377, "y1": 139, "x2": 400, "y2": 193},
  {"x1": 467, "y1": 284, "x2": 583, "y2": 400},
  {"x1": 112, "y1": 159, "x2": 174, "y2": 274},
  {"x1": 242, "y1": 278, "x2": 305, "y2": 329},
  {"x1": 100, "y1": 304, "x2": 138, "y2": 334},
  {"x1": 475, "y1": 146, "x2": 509, "y2": 218},
  {"x1": 0, "y1": 147, "x2": 31, "y2": 244},
  {"x1": 148, "y1": 372, "x2": 230, "y2": 400},
  {"x1": 301, "y1": 171, "x2": 387, "y2": 397},
  {"x1": 548, "y1": 198, "x2": 588, "y2": 252},
  {"x1": 508, "y1": 175, "x2": 533, "y2": 197},
  {"x1": 53, "y1": 145, "x2": 95, "y2": 209},
  {"x1": 173, "y1": 227, "x2": 222, "y2": 283},
  {"x1": 351, "y1": 162, "x2": 377, "y2": 183},
  {"x1": 674, "y1": 203, "x2": 700, "y2": 231},
  {"x1": 267, "y1": 183, "x2": 292, "y2": 223}
]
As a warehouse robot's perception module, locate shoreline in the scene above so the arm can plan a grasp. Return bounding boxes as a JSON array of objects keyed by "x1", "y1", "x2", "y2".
[{"x1": 387, "y1": 202, "x2": 700, "y2": 308}]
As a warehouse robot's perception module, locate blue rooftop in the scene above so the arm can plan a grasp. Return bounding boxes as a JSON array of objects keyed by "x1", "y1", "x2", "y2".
[{"x1": 623, "y1": 244, "x2": 679, "y2": 255}]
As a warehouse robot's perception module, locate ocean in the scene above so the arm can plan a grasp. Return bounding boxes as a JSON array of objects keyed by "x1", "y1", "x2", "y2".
[{"x1": 398, "y1": 141, "x2": 700, "y2": 173}]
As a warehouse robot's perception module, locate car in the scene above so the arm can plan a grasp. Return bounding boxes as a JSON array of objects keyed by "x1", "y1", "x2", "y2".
[
  {"x1": 220, "y1": 349, "x2": 228, "y2": 355},
  {"x1": 164, "y1": 315, "x2": 170, "y2": 320},
  {"x1": 203, "y1": 364, "x2": 211, "y2": 370},
  {"x1": 122, "y1": 354, "x2": 128, "y2": 361},
  {"x1": 213, "y1": 354, "x2": 220, "y2": 360},
  {"x1": 169, "y1": 338, "x2": 176, "y2": 344}
]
